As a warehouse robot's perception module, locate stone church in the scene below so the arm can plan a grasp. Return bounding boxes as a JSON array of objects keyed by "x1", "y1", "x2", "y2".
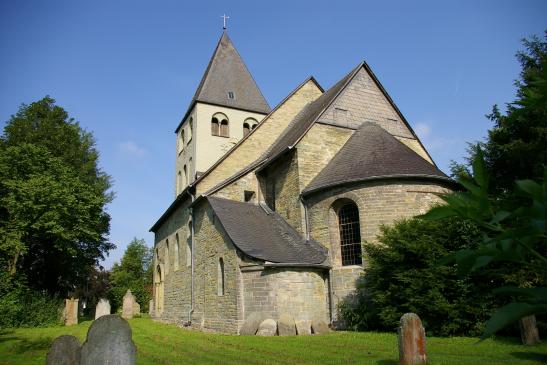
[{"x1": 150, "y1": 31, "x2": 455, "y2": 333}]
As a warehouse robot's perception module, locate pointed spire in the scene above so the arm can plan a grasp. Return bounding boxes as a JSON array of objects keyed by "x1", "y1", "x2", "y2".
[{"x1": 191, "y1": 32, "x2": 271, "y2": 114}]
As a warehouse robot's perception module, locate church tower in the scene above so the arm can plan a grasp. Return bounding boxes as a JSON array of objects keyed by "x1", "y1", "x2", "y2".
[{"x1": 173, "y1": 31, "x2": 271, "y2": 196}]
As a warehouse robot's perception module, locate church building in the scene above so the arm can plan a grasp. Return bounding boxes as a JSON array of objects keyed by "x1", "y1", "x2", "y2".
[{"x1": 150, "y1": 31, "x2": 455, "y2": 333}]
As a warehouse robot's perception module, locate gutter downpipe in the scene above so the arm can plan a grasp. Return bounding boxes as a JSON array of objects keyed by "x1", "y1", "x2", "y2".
[
  {"x1": 300, "y1": 194, "x2": 335, "y2": 324},
  {"x1": 186, "y1": 188, "x2": 195, "y2": 324}
]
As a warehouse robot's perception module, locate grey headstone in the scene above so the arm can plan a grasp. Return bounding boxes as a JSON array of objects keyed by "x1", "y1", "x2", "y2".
[
  {"x1": 240, "y1": 312, "x2": 264, "y2": 335},
  {"x1": 257, "y1": 319, "x2": 277, "y2": 336},
  {"x1": 122, "y1": 289, "x2": 135, "y2": 319},
  {"x1": 45, "y1": 335, "x2": 81, "y2": 365},
  {"x1": 133, "y1": 301, "x2": 140, "y2": 316},
  {"x1": 295, "y1": 319, "x2": 312, "y2": 335},
  {"x1": 64, "y1": 298, "x2": 79, "y2": 326},
  {"x1": 95, "y1": 298, "x2": 111, "y2": 320},
  {"x1": 278, "y1": 313, "x2": 296, "y2": 336},
  {"x1": 519, "y1": 315, "x2": 541, "y2": 346},
  {"x1": 80, "y1": 314, "x2": 136, "y2": 365},
  {"x1": 398, "y1": 313, "x2": 427, "y2": 365},
  {"x1": 311, "y1": 319, "x2": 330, "y2": 334}
]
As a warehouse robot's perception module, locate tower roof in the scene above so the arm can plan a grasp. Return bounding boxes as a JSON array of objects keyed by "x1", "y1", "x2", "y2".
[{"x1": 192, "y1": 32, "x2": 270, "y2": 112}]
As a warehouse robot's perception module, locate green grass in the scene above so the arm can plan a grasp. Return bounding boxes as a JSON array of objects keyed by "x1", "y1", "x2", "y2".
[{"x1": 1, "y1": 317, "x2": 546, "y2": 364}]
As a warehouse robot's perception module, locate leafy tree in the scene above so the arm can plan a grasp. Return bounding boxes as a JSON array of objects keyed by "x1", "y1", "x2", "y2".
[
  {"x1": 339, "y1": 217, "x2": 502, "y2": 336},
  {"x1": 108, "y1": 238, "x2": 153, "y2": 312},
  {"x1": 0, "y1": 97, "x2": 114, "y2": 295}
]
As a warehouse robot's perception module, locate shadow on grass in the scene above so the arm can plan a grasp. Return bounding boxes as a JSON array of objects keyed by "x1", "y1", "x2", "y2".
[
  {"x1": 12, "y1": 337, "x2": 53, "y2": 354},
  {"x1": 376, "y1": 360, "x2": 397, "y2": 365},
  {"x1": 510, "y1": 351, "x2": 547, "y2": 363}
]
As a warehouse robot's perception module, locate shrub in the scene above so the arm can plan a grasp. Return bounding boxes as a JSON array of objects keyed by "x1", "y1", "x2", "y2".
[{"x1": 339, "y1": 217, "x2": 507, "y2": 336}]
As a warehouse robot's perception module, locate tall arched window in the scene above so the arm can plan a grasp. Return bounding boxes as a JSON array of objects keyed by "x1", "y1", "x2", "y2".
[
  {"x1": 211, "y1": 113, "x2": 228, "y2": 137},
  {"x1": 186, "y1": 220, "x2": 192, "y2": 267},
  {"x1": 243, "y1": 122, "x2": 250, "y2": 137},
  {"x1": 183, "y1": 165, "x2": 188, "y2": 187},
  {"x1": 177, "y1": 171, "x2": 182, "y2": 194},
  {"x1": 181, "y1": 129, "x2": 185, "y2": 151},
  {"x1": 220, "y1": 119, "x2": 229, "y2": 137},
  {"x1": 174, "y1": 233, "x2": 180, "y2": 271},
  {"x1": 165, "y1": 239, "x2": 170, "y2": 273},
  {"x1": 218, "y1": 257, "x2": 225, "y2": 296},
  {"x1": 338, "y1": 202, "x2": 362, "y2": 266},
  {"x1": 244, "y1": 118, "x2": 258, "y2": 133},
  {"x1": 188, "y1": 117, "x2": 193, "y2": 141}
]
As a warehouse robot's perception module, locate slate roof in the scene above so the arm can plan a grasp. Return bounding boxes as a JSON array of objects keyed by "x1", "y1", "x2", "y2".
[
  {"x1": 207, "y1": 196, "x2": 328, "y2": 265},
  {"x1": 302, "y1": 122, "x2": 452, "y2": 195}
]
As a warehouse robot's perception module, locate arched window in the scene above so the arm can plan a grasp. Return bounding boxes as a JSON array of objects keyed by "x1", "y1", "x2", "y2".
[
  {"x1": 165, "y1": 239, "x2": 170, "y2": 273},
  {"x1": 244, "y1": 118, "x2": 258, "y2": 135},
  {"x1": 220, "y1": 119, "x2": 229, "y2": 137},
  {"x1": 243, "y1": 123, "x2": 250, "y2": 137},
  {"x1": 211, "y1": 113, "x2": 228, "y2": 137},
  {"x1": 174, "y1": 233, "x2": 180, "y2": 271},
  {"x1": 186, "y1": 220, "x2": 192, "y2": 267},
  {"x1": 218, "y1": 257, "x2": 225, "y2": 296},
  {"x1": 183, "y1": 165, "x2": 188, "y2": 187},
  {"x1": 177, "y1": 171, "x2": 182, "y2": 194},
  {"x1": 251, "y1": 123, "x2": 258, "y2": 130},
  {"x1": 181, "y1": 129, "x2": 185, "y2": 150},
  {"x1": 338, "y1": 202, "x2": 362, "y2": 266},
  {"x1": 188, "y1": 118, "x2": 193, "y2": 141}
]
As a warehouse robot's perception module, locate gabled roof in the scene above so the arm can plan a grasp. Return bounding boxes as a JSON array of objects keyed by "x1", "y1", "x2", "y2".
[
  {"x1": 302, "y1": 123, "x2": 452, "y2": 195},
  {"x1": 176, "y1": 32, "x2": 270, "y2": 132},
  {"x1": 208, "y1": 196, "x2": 328, "y2": 266},
  {"x1": 257, "y1": 64, "x2": 361, "y2": 167}
]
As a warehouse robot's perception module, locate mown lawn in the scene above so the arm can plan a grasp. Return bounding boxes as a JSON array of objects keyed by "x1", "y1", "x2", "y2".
[{"x1": 0, "y1": 317, "x2": 546, "y2": 365}]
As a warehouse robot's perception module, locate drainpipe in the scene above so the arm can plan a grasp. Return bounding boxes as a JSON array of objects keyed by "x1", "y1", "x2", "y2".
[{"x1": 186, "y1": 188, "x2": 195, "y2": 324}]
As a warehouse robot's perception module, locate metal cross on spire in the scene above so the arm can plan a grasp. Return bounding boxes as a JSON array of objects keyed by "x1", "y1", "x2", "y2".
[{"x1": 221, "y1": 14, "x2": 230, "y2": 29}]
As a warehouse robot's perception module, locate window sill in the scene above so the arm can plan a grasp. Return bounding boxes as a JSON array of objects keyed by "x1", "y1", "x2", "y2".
[{"x1": 212, "y1": 134, "x2": 230, "y2": 138}]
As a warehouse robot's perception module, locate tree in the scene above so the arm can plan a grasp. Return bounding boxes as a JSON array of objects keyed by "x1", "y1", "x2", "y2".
[
  {"x1": 0, "y1": 97, "x2": 114, "y2": 295},
  {"x1": 339, "y1": 217, "x2": 503, "y2": 336},
  {"x1": 108, "y1": 238, "x2": 153, "y2": 312}
]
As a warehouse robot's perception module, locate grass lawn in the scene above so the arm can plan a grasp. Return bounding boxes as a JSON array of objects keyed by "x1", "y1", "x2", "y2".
[{"x1": 1, "y1": 317, "x2": 546, "y2": 365}]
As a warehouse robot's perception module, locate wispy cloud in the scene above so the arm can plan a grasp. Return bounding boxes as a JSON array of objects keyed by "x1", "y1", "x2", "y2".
[
  {"x1": 413, "y1": 121, "x2": 459, "y2": 152},
  {"x1": 118, "y1": 141, "x2": 147, "y2": 158}
]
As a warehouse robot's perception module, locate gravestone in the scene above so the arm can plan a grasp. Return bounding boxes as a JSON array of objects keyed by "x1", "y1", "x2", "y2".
[
  {"x1": 295, "y1": 319, "x2": 312, "y2": 335},
  {"x1": 122, "y1": 289, "x2": 136, "y2": 319},
  {"x1": 257, "y1": 319, "x2": 277, "y2": 336},
  {"x1": 278, "y1": 313, "x2": 296, "y2": 336},
  {"x1": 95, "y1": 298, "x2": 111, "y2": 320},
  {"x1": 45, "y1": 335, "x2": 81, "y2": 365},
  {"x1": 65, "y1": 298, "x2": 79, "y2": 326},
  {"x1": 133, "y1": 302, "x2": 141, "y2": 316},
  {"x1": 240, "y1": 312, "x2": 264, "y2": 335},
  {"x1": 80, "y1": 315, "x2": 136, "y2": 365},
  {"x1": 311, "y1": 319, "x2": 329, "y2": 334},
  {"x1": 519, "y1": 315, "x2": 541, "y2": 345},
  {"x1": 398, "y1": 313, "x2": 427, "y2": 365},
  {"x1": 149, "y1": 299, "x2": 154, "y2": 316}
]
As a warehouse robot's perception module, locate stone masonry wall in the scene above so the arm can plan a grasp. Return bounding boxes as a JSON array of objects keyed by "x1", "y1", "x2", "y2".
[
  {"x1": 305, "y1": 180, "x2": 451, "y2": 321},
  {"x1": 318, "y1": 67, "x2": 432, "y2": 163},
  {"x1": 196, "y1": 79, "x2": 323, "y2": 195},
  {"x1": 241, "y1": 263, "x2": 329, "y2": 324}
]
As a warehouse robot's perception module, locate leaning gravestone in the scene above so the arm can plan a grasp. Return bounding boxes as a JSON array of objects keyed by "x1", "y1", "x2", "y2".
[
  {"x1": 295, "y1": 319, "x2": 312, "y2": 335},
  {"x1": 257, "y1": 319, "x2": 277, "y2": 336},
  {"x1": 311, "y1": 319, "x2": 330, "y2": 334},
  {"x1": 519, "y1": 315, "x2": 541, "y2": 345},
  {"x1": 45, "y1": 335, "x2": 81, "y2": 365},
  {"x1": 278, "y1": 313, "x2": 296, "y2": 336},
  {"x1": 122, "y1": 289, "x2": 136, "y2": 319},
  {"x1": 80, "y1": 315, "x2": 136, "y2": 365},
  {"x1": 65, "y1": 298, "x2": 79, "y2": 326},
  {"x1": 95, "y1": 298, "x2": 111, "y2": 320},
  {"x1": 240, "y1": 312, "x2": 264, "y2": 335},
  {"x1": 398, "y1": 313, "x2": 427, "y2": 365}
]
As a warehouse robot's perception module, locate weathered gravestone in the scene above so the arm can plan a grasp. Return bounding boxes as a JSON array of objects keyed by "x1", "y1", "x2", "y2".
[
  {"x1": 278, "y1": 313, "x2": 296, "y2": 336},
  {"x1": 519, "y1": 315, "x2": 541, "y2": 345},
  {"x1": 295, "y1": 319, "x2": 312, "y2": 335},
  {"x1": 240, "y1": 312, "x2": 264, "y2": 335},
  {"x1": 257, "y1": 319, "x2": 277, "y2": 336},
  {"x1": 311, "y1": 319, "x2": 330, "y2": 334},
  {"x1": 95, "y1": 298, "x2": 111, "y2": 320},
  {"x1": 122, "y1": 289, "x2": 136, "y2": 319},
  {"x1": 45, "y1": 335, "x2": 81, "y2": 365},
  {"x1": 64, "y1": 298, "x2": 79, "y2": 326},
  {"x1": 80, "y1": 315, "x2": 136, "y2": 365},
  {"x1": 398, "y1": 313, "x2": 427, "y2": 365},
  {"x1": 133, "y1": 301, "x2": 141, "y2": 316}
]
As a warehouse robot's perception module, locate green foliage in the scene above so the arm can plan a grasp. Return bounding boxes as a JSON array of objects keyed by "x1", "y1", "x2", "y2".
[
  {"x1": 108, "y1": 238, "x2": 153, "y2": 312},
  {"x1": 0, "y1": 272, "x2": 62, "y2": 329},
  {"x1": 340, "y1": 217, "x2": 500, "y2": 336},
  {"x1": 0, "y1": 97, "x2": 114, "y2": 295}
]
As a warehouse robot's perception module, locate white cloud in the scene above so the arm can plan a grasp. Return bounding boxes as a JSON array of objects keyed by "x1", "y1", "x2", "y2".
[
  {"x1": 119, "y1": 141, "x2": 147, "y2": 158},
  {"x1": 413, "y1": 122, "x2": 431, "y2": 139}
]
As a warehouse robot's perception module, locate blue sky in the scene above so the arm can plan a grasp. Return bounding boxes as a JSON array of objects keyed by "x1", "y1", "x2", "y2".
[{"x1": 1, "y1": 0, "x2": 545, "y2": 268}]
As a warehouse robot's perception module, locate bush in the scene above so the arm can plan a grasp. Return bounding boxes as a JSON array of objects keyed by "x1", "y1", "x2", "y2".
[
  {"x1": 339, "y1": 217, "x2": 507, "y2": 336},
  {"x1": 0, "y1": 273, "x2": 63, "y2": 328}
]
